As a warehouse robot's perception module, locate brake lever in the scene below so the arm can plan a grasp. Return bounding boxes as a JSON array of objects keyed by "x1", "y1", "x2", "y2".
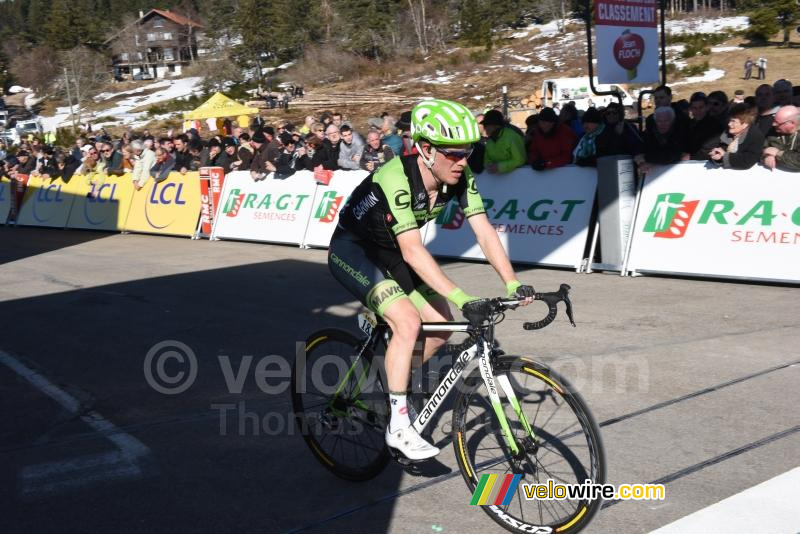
[{"x1": 559, "y1": 284, "x2": 576, "y2": 327}]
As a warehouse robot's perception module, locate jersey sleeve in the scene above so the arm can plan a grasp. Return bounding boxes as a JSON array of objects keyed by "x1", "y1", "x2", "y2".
[
  {"x1": 374, "y1": 158, "x2": 419, "y2": 235},
  {"x1": 459, "y1": 167, "x2": 486, "y2": 218}
]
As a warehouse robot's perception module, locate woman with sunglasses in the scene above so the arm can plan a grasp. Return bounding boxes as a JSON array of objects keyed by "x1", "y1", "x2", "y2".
[{"x1": 327, "y1": 99, "x2": 536, "y2": 461}]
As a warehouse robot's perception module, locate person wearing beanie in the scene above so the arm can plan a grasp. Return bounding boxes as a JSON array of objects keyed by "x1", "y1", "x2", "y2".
[
  {"x1": 481, "y1": 109, "x2": 526, "y2": 174},
  {"x1": 573, "y1": 108, "x2": 605, "y2": 167},
  {"x1": 527, "y1": 107, "x2": 577, "y2": 170},
  {"x1": 214, "y1": 137, "x2": 238, "y2": 173},
  {"x1": 249, "y1": 130, "x2": 275, "y2": 180}
]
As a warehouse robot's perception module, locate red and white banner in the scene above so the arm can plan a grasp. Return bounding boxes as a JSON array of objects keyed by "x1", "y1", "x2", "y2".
[
  {"x1": 198, "y1": 167, "x2": 226, "y2": 237},
  {"x1": 10, "y1": 173, "x2": 30, "y2": 222},
  {"x1": 595, "y1": 0, "x2": 659, "y2": 84},
  {"x1": 627, "y1": 163, "x2": 800, "y2": 283}
]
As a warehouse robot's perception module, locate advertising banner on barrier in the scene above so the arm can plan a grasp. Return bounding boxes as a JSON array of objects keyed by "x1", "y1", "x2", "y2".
[
  {"x1": 595, "y1": 0, "x2": 659, "y2": 84},
  {"x1": 211, "y1": 171, "x2": 317, "y2": 245},
  {"x1": 627, "y1": 163, "x2": 800, "y2": 283},
  {"x1": 423, "y1": 166, "x2": 597, "y2": 268},
  {"x1": 66, "y1": 174, "x2": 136, "y2": 231},
  {"x1": 302, "y1": 170, "x2": 367, "y2": 248},
  {"x1": 198, "y1": 167, "x2": 226, "y2": 237},
  {"x1": 16, "y1": 175, "x2": 82, "y2": 228},
  {"x1": 0, "y1": 178, "x2": 11, "y2": 225},
  {"x1": 9, "y1": 173, "x2": 30, "y2": 221},
  {"x1": 124, "y1": 172, "x2": 202, "y2": 236}
]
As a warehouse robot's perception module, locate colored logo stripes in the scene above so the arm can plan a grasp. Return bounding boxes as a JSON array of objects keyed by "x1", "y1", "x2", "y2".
[{"x1": 469, "y1": 473, "x2": 522, "y2": 506}]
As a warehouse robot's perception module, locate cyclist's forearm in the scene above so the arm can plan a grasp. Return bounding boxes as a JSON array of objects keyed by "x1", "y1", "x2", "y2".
[
  {"x1": 402, "y1": 241, "x2": 458, "y2": 297},
  {"x1": 472, "y1": 215, "x2": 518, "y2": 286}
]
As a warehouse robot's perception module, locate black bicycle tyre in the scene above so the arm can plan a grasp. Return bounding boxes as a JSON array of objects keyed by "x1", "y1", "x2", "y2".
[
  {"x1": 452, "y1": 355, "x2": 606, "y2": 534},
  {"x1": 291, "y1": 328, "x2": 391, "y2": 481}
]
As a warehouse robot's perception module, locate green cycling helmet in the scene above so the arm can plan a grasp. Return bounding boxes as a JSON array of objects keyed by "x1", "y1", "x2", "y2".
[{"x1": 411, "y1": 99, "x2": 481, "y2": 145}]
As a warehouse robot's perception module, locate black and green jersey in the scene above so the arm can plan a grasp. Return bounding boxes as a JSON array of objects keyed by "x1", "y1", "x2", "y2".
[{"x1": 336, "y1": 154, "x2": 485, "y2": 249}]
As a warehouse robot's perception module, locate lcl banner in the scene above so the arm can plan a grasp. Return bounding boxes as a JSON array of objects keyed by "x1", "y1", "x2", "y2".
[
  {"x1": 16, "y1": 175, "x2": 82, "y2": 228},
  {"x1": 595, "y1": 0, "x2": 659, "y2": 83},
  {"x1": 0, "y1": 178, "x2": 11, "y2": 225}
]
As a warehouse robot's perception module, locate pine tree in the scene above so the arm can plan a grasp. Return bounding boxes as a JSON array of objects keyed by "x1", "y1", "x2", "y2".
[
  {"x1": 741, "y1": 0, "x2": 800, "y2": 45},
  {"x1": 26, "y1": 0, "x2": 54, "y2": 44},
  {"x1": 460, "y1": 0, "x2": 495, "y2": 49}
]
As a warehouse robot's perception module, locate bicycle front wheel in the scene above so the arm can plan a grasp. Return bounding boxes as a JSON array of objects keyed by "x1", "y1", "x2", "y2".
[
  {"x1": 291, "y1": 328, "x2": 390, "y2": 481},
  {"x1": 452, "y1": 356, "x2": 605, "y2": 534}
]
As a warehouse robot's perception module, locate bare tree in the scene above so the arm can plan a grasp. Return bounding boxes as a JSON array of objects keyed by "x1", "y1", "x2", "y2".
[
  {"x1": 60, "y1": 47, "x2": 109, "y2": 126},
  {"x1": 534, "y1": 0, "x2": 569, "y2": 33},
  {"x1": 407, "y1": 0, "x2": 430, "y2": 54},
  {"x1": 9, "y1": 45, "x2": 60, "y2": 93}
]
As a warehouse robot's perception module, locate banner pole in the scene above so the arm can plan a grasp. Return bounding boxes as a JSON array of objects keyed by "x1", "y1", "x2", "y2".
[
  {"x1": 621, "y1": 174, "x2": 644, "y2": 276},
  {"x1": 299, "y1": 181, "x2": 321, "y2": 249}
]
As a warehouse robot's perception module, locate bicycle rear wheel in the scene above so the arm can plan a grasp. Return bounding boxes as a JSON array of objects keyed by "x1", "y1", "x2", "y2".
[
  {"x1": 452, "y1": 356, "x2": 605, "y2": 534},
  {"x1": 291, "y1": 328, "x2": 390, "y2": 481}
]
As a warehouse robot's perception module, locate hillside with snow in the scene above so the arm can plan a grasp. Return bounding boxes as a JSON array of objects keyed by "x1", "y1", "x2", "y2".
[{"x1": 32, "y1": 14, "x2": 795, "y2": 133}]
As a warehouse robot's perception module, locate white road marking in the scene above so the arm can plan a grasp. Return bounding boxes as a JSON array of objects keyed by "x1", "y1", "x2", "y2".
[
  {"x1": 649, "y1": 466, "x2": 800, "y2": 534},
  {"x1": 0, "y1": 350, "x2": 154, "y2": 497}
]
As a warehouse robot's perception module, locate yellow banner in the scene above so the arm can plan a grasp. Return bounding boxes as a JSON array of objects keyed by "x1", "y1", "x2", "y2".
[
  {"x1": 123, "y1": 172, "x2": 202, "y2": 236},
  {"x1": 66, "y1": 174, "x2": 136, "y2": 231},
  {"x1": 0, "y1": 178, "x2": 11, "y2": 225},
  {"x1": 16, "y1": 175, "x2": 83, "y2": 228}
]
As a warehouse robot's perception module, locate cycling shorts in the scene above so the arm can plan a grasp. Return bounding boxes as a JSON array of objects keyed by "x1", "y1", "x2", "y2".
[{"x1": 328, "y1": 229, "x2": 440, "y2": 317}]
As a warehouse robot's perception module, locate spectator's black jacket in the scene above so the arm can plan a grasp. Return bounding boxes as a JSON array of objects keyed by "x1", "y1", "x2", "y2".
[
  {"x1": 643, "y1": 124, "x2": 687, "y2": 164},
  {"x1": 174, "y1": 149, "x2": 192, "y2": 171},
  {"x1": 311, "y1": 139, "x2": 340, "y2": 170},
  {"x1": 687, "y1": 116, "x2": 725, "y2": 161},
  {"x1": 714, "y1": 126, "x2": 765, "y2": 170}
]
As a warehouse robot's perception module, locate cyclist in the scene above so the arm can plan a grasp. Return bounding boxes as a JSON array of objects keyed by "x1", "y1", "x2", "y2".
[{"x1": 328, "y1": 99, "x2": 535, "y2": 460}]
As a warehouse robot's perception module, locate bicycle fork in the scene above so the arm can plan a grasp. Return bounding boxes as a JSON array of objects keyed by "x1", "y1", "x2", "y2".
[{"x1": 477, "y1": 341, "x2": 537, "y2": 457}]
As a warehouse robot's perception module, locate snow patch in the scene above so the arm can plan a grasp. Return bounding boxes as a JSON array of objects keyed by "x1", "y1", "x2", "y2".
[
  {"x1": 673, "y1": 68, "x2": 726, "y2": 86},
  {"x1": 513, "y1": 65, "x2": 548, "y2": 73},
  {"x1": 41, "y1": 77, "x2": 203, "y2": 130},
  {"x1": 710, "y1": 46, "x2": 742, "y2": 53},
  {"x1": 527, "y1": 19, "x2": 583, "y2": 39},
  {"x1": 667, "y1": 16, "x2": 748, "y2": 35}
]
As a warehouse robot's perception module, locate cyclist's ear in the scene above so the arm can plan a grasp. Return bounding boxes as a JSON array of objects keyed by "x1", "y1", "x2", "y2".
[{"x1": 419, "y1": 140, "x2": 434, "y2": 158}]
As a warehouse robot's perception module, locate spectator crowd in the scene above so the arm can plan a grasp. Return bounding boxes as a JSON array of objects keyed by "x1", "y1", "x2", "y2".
[{"x1": 1, "y1": 78, "x2": 799, "y2": 192}]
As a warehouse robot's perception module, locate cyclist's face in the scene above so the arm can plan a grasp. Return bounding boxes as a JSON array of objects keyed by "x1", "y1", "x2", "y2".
[{"x1": 431, "y1": 143, "x2": 472, "y2": 184}]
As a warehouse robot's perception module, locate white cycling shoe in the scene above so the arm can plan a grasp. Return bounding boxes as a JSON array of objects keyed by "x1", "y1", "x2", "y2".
[{"x1": 386, "y1": 425, "x2": 440, "y2": 461}]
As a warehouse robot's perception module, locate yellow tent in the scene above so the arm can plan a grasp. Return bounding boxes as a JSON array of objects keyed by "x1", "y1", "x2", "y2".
[{"x1": 183, "y1": 92, "x2": 260, "y2": 120}]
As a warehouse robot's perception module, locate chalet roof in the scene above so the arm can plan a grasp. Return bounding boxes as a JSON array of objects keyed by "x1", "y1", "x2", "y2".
[
  {"x1": 150, "y1": 9, "x2": 203, "y2": 29},
  {"x1": 103, "y1": 9, "x2": 203, "y2": 44}
]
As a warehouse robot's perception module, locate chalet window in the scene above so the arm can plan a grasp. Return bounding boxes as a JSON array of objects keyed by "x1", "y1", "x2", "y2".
[
  {"x1": 120, "y1": 53, "x2": 129, "y2": 61},
  {"x1": 135, "y1": 34, "x2": 140, "y2": 46},
  {"x1": 147, "y1": 33, "x2": 157, "y2": 41},
  {"x1": 162, "y1": 32, "x2": 173, "y2": 40},
  {"x1": 163, "y1": 48, "x2": 174, "y2": 61},
  {"x1": 153, "y1": 17, "x2": 164, "y2": 28}
]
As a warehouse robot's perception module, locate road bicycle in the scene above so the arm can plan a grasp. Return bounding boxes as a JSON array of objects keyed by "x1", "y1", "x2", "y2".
[{"x1": 291, "y1": 285, "x2": 605, "y2": 534}]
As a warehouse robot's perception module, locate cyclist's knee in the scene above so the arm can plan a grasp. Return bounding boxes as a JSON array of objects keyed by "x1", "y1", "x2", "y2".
[{"x1": 383, "y1": 301, "x2": 421, "y2": 344}]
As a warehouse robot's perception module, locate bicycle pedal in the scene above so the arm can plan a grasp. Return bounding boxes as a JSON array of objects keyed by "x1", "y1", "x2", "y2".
[{"x1": 388, "y1": 447, "x2": 427, "y2": 466}]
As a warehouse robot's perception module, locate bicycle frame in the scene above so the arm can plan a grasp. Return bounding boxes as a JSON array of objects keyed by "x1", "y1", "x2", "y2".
[{"x1": 342, "y1": 319, "x2": 537, "y2": 457}]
